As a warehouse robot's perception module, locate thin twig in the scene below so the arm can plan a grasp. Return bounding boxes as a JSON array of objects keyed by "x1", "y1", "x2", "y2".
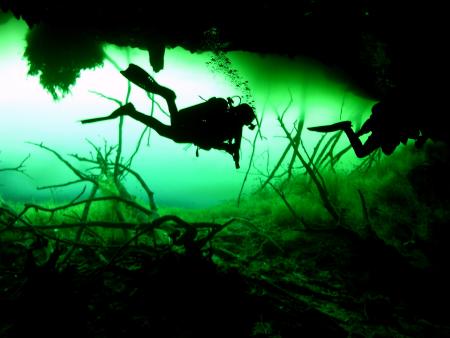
[
  {"x1": 17, "y1": 196, "x2": 153, "y2": 221},
  {"x1": 287, "y1": 103, "x2": 306, "y2": 180},
  {"x1": 268, "y1": 182, "x2": 306, "y2": 228},
  {"x1": 88, "y1": 90, "x2": 122, "y2": 106},
  {"x1": 28, "y1": 142, "x2": 96, "y2": 183},
  {"x1": 37, "y1": 179, "x2": 85, "y2": 190},
  {"x1": 237, "y1": 96, "x2": 268, "y2": 206},
  {"x1": 278, "y1": 115, "x2": 339, "y2": 221},
  {"x1": 0, "y1": 154, "x2": 31, "y2": 177}
]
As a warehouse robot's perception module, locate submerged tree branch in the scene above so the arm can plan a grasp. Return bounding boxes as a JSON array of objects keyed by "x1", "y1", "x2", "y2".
[
  {"x1": 268, "y1": 182, "x2": 306, "y2": 228},
  {"x1": 278, "y1": 116, "x2": 339, "y2": 221},
  {"x1": 0, "y1": 154, "x2": 31, "y2": 176},
  {"x1": 18, "y1": 195, "x2": 153, "y2": 220}
]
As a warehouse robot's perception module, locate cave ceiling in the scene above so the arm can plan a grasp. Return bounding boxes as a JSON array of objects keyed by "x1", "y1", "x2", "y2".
[{"x1": 0, "y1": 0, "x2": 446, "y2": 99}]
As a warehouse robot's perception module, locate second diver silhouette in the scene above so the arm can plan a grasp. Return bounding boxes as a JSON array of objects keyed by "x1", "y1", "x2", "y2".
[
  {"x1": 307, "y1": 91, "x2": 423, "y2": 158},
  {"x1": 81, "y1": 64, "x2": 257, "y2": 169}
]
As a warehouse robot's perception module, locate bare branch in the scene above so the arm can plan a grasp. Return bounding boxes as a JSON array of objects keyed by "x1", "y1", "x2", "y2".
[
  {"x1": 287, "y1": 117, "x2": 305, "y2": 180},
  {"x1": 237, "y1": 103, "x2": 266, "y2": 206},
  {"x1": 146, "y1": 91, "x2": 170, "y2": 117},
  {"x1": 88, "y1": 90, "x2": 122, "y2": 106},
  {"x1": 125, "y1": 126, "x2": 149, "y2": 168},
  {"x1": 103, "y1": 52, "x2": 123, "y2": 72},
  {"x1": 279, "y1": 92, "x2": 294, "y2": 121},
  {"x1": 318, "y1": 130, "x2": 344, "y2": 171},
  {"x1": 117, "y1": 164, "x2": 158, "y2": 213},
  {"x1": 300, "y1": 139, "x2": 326, "y2": 188},
  {"x1": 308, "y1": 133, "x2": 327, "y2": 166},
  {"x1": 277, "y1": 115, "x2": 339, "y2": 221},
  {"x1": 0, "y1": 154, "x2": 31, "y2": 175},
  {"x1": 258, "y1": 142, "x2": 292, "y2": 191},
  {"x1": 357, "y1": 189, "x2": 370, "y2": 225},
  {"x1": 314, "y1": 133, "x2": 339, "y2": 168},
  {"x1": 37, "y1": 179, "x2": 85, "y2": 190},
  {"x1": 28, "y1": 142, "x2": 95, "y2": 183},
  {"x1": 18, "y1": 195, "x2": 153, "y2": 220},
  {"x1": 69, "y1": 185, "x2": 87, "y2": 204},
  {"x1": 269, "y1": 182, "x2": 307, "y2": 228}
]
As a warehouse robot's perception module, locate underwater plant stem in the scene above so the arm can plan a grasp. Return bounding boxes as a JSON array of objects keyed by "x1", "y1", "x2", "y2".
[
  {"x1": 268, "y1": 182, "x2": 306, "y2": 228},
  {"x1": 237, "y1": 97, "x2": 266, "y2": 206},
  {"x1": 28, "y1": 142, "x2": 96, "y2": 183},
  {"x1": 106, "y1": 215, "x2": 229, "y2": 266},
  {"x1": 287, "y1": 109, "x2": 305, "y2": 180},
  {"x1": 81, "y1": 185, "x2": 98, "y2": 221},
  {"x1": 126, "y1": 126, "x2": 148, "y2": 168},
  {"x1": 59, "y1": 186, "x2": 100, "y2": 265},
  {"x1": 329, "y1": 145, "x2": 352, "y2": 168},
  {"x1": 19, "y1": 195, "x2": 153, "y2": 219},
  {"x1": 69, "y1": 186, "x2": 88, "y2": 204},
  {"x1": 113, "y1": 115, "x2": 124, "y2": 181},
  {"x1": 145, "y1": 92, "x2": 170, "y2": 118},
  {"x1": 68, "y1": 153, "x2": 158, "y2": 214},
  {"x1": 0, "y1": 154, "x2": 30, "y2": 174},
  {"x1": 259, "y1": 137, "x2": 294, "y2": 191},
  {"x1": 287, "y1": 127, "x2": 303, "y2": 179},
  {"x1": 88, "y1": 90, "x2": 122, "y2": 106},
  {"x1": 314, "y1": 133, "x2": 339, "y2": 168},
  {"x1": 103, "y1": 52, "x2": 122, "y2": 72},
  {"x1": 36, "y1": 179, "x2": 85, "y2": 190},
  {"x1": 237, "y1": 124, "x2": 260, "y2": 206},
  {"x1": 125, "y1": 92, "x2": 155, "y2": 168},
  {"x1": 20, "y1": 221, "x2": 139, "y2": 231},
  {"x1": 117, "y1": 164, "x2": 158, "y2": 213},
  {"x1": 357, "y1": 189, "x2": 370, "y2": 225},
  {"x1": 308, "y1": 133, "x2": 327, "y2": 167},
  {"x1": 318, "y1": 131, "x2": 344, "y2": 171},
  {"x1": 278, "y1": 117, "x2": 339, "y2": 221},
  {"x1": 299, "y1": 140, "x2": 326, "y2": 188}
]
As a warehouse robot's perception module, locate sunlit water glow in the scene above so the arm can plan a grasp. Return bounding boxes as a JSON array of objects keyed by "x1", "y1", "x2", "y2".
[{"x1": 0, "y1": 18, "x2": 374, "y2": 207}]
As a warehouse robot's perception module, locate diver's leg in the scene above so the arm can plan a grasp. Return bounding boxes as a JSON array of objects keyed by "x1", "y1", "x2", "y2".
[
  {"x1": 307, "y1": 120, "x2": 379, "y2": 158},
  {"x1": 140, "y1": 80, "x2": 181, "y2": 125},
  {"x1": 124, "y1": 106, "x2": 179, "y2": 139},
  {"x1": 125, "y1": 106, "x2": 192, "y2": 143},
  {"x1": 120, "y1": 64, "x2": 180, "y2": 122},
  {"x1": 355, "y1": 118, "x2": 374, "y2": 136},
  {"x1": 342, "y1": 125, "x2": 379, "y2": 158},
  {"x1": 152, "y1": 85, "x2": 182, "y2": 125}
]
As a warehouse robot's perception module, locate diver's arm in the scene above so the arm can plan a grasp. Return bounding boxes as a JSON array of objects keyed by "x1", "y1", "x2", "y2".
[
  {"x1": 231, "y1": 128, "x2": 242, "y2": 169},
  {"x1": 214, "y1": 142, "x2": 240, "y2": 169}
]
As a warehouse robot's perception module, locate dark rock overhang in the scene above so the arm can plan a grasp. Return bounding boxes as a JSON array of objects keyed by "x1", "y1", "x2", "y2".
[
  {"x1": 2, "y1": 1, "x2": 431, "y2": 96},
  {"x1": 1, "y1": 1, "x2": 447, "y2": 101}
]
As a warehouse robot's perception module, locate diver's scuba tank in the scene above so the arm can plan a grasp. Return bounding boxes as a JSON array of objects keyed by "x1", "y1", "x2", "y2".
[{"x1": 178, "y1": 97, "x2": 229, "y2": 124}]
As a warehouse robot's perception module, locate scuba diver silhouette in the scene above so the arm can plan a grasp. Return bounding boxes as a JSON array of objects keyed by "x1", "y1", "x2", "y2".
[
  {"x1": 81, "y1": 64, "x2": 256, "y2": 169},
  {"x1": 307, "y1": 90, "x2": 423, "y2": 158}
]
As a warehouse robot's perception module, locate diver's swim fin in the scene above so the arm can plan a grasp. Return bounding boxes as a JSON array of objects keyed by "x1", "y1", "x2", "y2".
[
  {"x1": 307, "y1": 121, "x2": 352, "y2": 132},
  {"x1": 80, "y1": 103, "x2": 135, "y2": 124},
  {"x1": 120, "y1": 63, "x2": 160, "y2": 93}
]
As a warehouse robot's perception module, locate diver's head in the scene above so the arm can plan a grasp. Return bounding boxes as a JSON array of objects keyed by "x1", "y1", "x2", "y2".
[{"x1": 232, "y1": 103, "x2": 256, "y2": 129}]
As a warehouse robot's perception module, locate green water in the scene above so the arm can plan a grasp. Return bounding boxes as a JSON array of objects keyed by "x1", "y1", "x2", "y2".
[{"x1": 1, "y1": 17, "x2": 375, "y2": 208}]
